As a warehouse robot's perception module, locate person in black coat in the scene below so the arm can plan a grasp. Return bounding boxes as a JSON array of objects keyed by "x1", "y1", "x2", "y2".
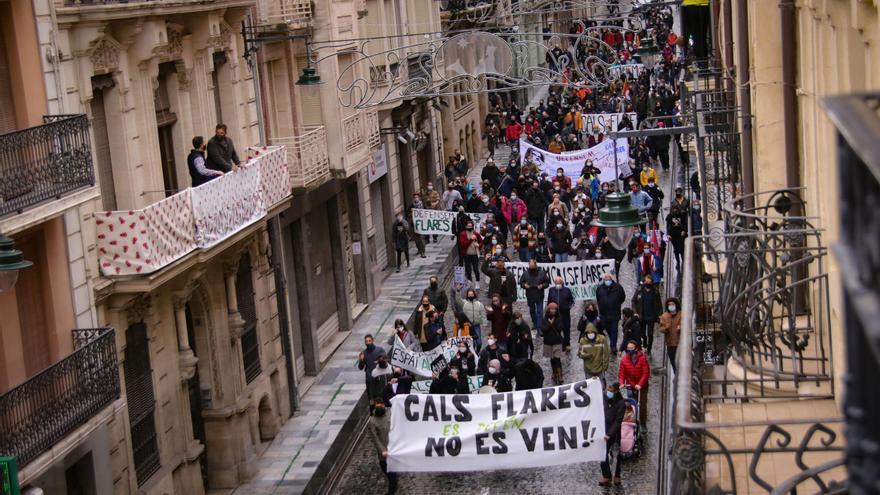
[
  {"x1": 599, "y1": 383, "x2": 627, "y2": 486},
  {"x1": 205, "y1": 124, "x2": 241, "y2": 173},
  {"x1": 391, "y1": 214, "x2": 411, "y2": 272},
  {"x1": 513, "y1": 358, "x2": 545, "y2": 390},
  {"x1": 382, "y1": 368, "x2": 413, "y2": 406},
  {"x1": 509, "y1": 314, "x2": 534, "y2": 361},
  {"x1": 429, "y1": 367, "x2": 469, "y2": 394},
  {"x1": 595, "y1": 272, "x2": 627, "y2": 351},
  {"x1": 547, "y1": 276, "x2": 576, "y2": 350},
  {"x1": 449, "y1": 342, "x2": 478, "y2": 376},
  {"x1": 619, "y1": 308, "x2": 644, "y2": 354}
]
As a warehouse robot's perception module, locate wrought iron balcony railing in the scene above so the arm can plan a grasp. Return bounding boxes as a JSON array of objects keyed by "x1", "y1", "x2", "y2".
[
  {"x1": 0, "y1": 328, "x2": 120, "y2": 468},
  {"x1": 0, "y1": 114, "x2": 95, "y2": 218},
  {"x1": 261, "y1": 0, "x2": 312, "y2": 27},
  {"x1": 337, "y1": 109, "x2": 380, "y2": 178},
  {"x1": 662, "y1": 190, "x2": 846, "y2": 493},
  {"x1": 271, "y1": 126, "x2": 331, "y2": 190},
  {"x1": 96, "y1": 146, "x2": 290, "y2": 276}
]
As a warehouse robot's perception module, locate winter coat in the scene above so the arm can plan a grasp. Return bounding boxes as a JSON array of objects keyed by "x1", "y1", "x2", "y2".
[
  {"x1": 502, "y1": 198, "x2": 528, "y2": 224},
  {"x1": 519, "y1": 267, "x2": 551, "y2": 303},
  {"x1": 392, "y1": 220, "x2": 411, "y2": 250},
  {"x1": 485, "y1": 304, "x2": 513, "y2": 340},
  {"x1": 514, "y1": 359, "x2": 545, "y2": 390},
  {"x1": 481, "y1": 259, "x2": 518, "y2": 304},
  {"x1": 429, "y1": 370, "x2": 469, "y2": 394},
  {"x1": 478, "y1": 346, "x2": 503, "y2": 375},
  {"x1": 618, "y1": 351, "x2": 650, "y2": 388},
  {"x1": 541, "y1": 317, "x2": 564, "y2": 346},
  {"x1": 386, "y1": 330, "x2": 419, "y2": 352},
  {"x1": 413, "y1": 304, "x2": 436, "y2": 344},
  {"x1": 357, "y1": 344, "x2": 387, "y2": 379},
  {"x1": 506, "y1": 123, "x2": 523, "y2": 141},
  {"x1": 633, "y1": 286, "x2": 663, "y2": 321},
  {"x1": 453, "y1": 289, "x2": 488, "y2": 327},
  {"x1": 604, "y1": 394, "x2": 627, "y2": 445},
  {"x1": 578, "y1": 328, "x2": 610, "y2": 376},
  {"x1": 547, "y1": 228, "x2": 573, "y2": 255},
  {"x1": 596, "y1": 282, "x2": 627, "y2": 320},
  {"x1": 629, "y1": 190, "x2": 653, "y2": 214},
  {"x1": 524, "y1": 189, "x2": 548, "y2": 220},
  {"x1": 547, "y1": 285, "x2": 575, "y2": 313},
  {"x1": 450, "y1": 352, "x2": 477, "y2": 376},
  {"x1": 458, "y1": 230, "x2": 483, "y2": 255},
  {"x1": 510, "y1": 335, "x2": 535, "y2": 361},
  {"x1": 425, "y1": 285, "x2": 449, "y2": 313},
  {"x1": 659, "y1": 311, "x2": 682, "y2": 347},
  {"x1": 513, "y1": 223, "x2": 538, "y2": 250}
]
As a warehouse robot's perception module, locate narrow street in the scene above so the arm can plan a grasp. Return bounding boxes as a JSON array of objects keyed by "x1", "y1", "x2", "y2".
[{"x1": 331, "y1": 156, "x2": 681, "y2": 494}]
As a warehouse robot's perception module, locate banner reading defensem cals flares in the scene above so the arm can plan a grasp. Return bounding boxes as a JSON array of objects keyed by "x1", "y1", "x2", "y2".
[{"x1": 387, "y1": 379, "x2": 607, "y2": 472}]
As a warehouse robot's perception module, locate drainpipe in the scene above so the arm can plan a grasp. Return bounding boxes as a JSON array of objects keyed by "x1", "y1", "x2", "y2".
[
  {"x1": 722, "y1": 0, "x2": 734, "y2": 92},
  {"x1": 736, "y1": 0, "x2": 754, "y2": 209},
  {"x1": 780, "y1": 0, "x2": 800, "y2": 190}
]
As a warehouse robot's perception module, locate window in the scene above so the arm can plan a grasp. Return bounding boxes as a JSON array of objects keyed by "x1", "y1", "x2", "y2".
[
  {"x1": 123, "y1": 322, "x2": 160, "y2": 486},
  {"x1": 236, "y1": 254, "x2": 261, "y2": 383}
]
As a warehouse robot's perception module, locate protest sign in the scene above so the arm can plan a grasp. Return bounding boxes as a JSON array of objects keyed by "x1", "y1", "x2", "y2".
[
  {"x1": 582, "y1": 112, "x2": 638, "y2": 134},
  {"x1": 412, "y1": 209, "x2": 491, "y2": 236},
  {"x1": 411, "y1": 375, "x2": 484, "y2": 394},
  {"x1": 454, "y1": 266, "x2": 467, "y2": 285},
  {"x1": 505, "y1": 259, "x2": 614, "y2": 301},
  {"x1": 390, "y1": 335, "x2": 475, "y2": 377},
  {"x1": 387, "y1": 379, "x2": 607, "y2": 472},
  {"x1": 608, "y1": 63, "x2": 646, "y2": 80},
  {"x1": 519, "y1": 138, "x2": 631, "y2": 184}
]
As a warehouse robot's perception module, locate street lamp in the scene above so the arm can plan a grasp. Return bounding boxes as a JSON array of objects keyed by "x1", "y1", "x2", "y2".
[
  {"x1": 591, "y1": 139, "x2": 646, "y2": 250},
  {"x1": 0, "y1": 232, "x2": 33, "y2": 292}
]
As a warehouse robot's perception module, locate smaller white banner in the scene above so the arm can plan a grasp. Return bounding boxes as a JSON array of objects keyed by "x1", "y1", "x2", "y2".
[
  {"x1": 582, "y1": 112, "x2": 638, "y2": 134},
  {"x1": 390, "y1": 336, "x2": 475, "y2": 377},
  {"x1": 410, "y1": 375, "x2": 484, "y2": 394},
  {"x1": 388, "y1": 379, "x2": 607, "y2": 472}
]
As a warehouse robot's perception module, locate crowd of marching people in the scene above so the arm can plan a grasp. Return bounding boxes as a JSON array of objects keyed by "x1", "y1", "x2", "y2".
[{"x1": 361, "y1": 4, "x2": 697, "y2": 491}]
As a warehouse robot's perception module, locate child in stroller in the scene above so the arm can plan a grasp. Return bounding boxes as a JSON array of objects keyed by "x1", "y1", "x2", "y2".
[{"x1": 619, "y1": 395, "x2": 642, "y2": 460}]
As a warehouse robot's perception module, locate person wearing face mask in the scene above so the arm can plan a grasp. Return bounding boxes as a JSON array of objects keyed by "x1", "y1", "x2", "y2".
[
  {"x1": 578, "y1": 323, "x2": 610, "y2": 383},
  {"x1": 424, "y1": 310, "x2": 446, "y2": 351},
  {"x1": 548, "y1": 276, "x2": 575, "y2": 350},
  {"x1": 357, "y1": 335, "x2": 387, "y2": 411},
  {"x1": 659, "y1": 297, "x2": 682, "y2": 372},
  {"x1": 666, "y1": 206, "x2": 687, "y2": 271},
  {"x1": 632, "y1": 275, "x2": 662, "y2": 354},
  {"x1": 599, "y1": 383, "x2": 626, "y2": 487},
  {"x1": 391, "y1": 214, "x2": 411, "y2": 273},
  {"x1": 430, "y1": 366, "x2": 470, "y2": 395},
  {"x1": 450, "y1": 341, "x2": 477, "y2": 376},
  {"x1": 644, "y1": 178, "x2": 664, "y2": 223},
  {"x1": 628, "y1": 182, "x2": 654, "y2": 223},
  {"x1": 509, "y1": 316, "x2": 534, "y2": 361},
  {"x1": 519, "y1": 259, "x2": 551, "y2": 333},
  {"x1": 454, "y1": 205, "x2": 471, "y2": 237},
  {"x1": 639, "y1": 161, "x2": 658, "y2": 188},
  {"x1": 502, "y1": 190, "x2": 528, "y2": 226},
  {"x1": 513, "y1": 216, "x2": 537, "y2": 261},
  {"x1": 618, "y1": 340, "x2": 650, "y2": 427},
  {"x1": 542, "y1": 302, "x2": 566, "y2": 385},
  {"x1": 452, "y1": 284, "x2": 486, "y2": 351},
  {"x1": 496, "y1": 352, "x2": 516, "y2": 392},
  {"x1": 534, "y1": 232, "x2": 553, "y2": 263},
  {"x1": 478, "y1": 335, "x2": 504, "y2": 375},
  {"x1": 413, "y1": 295, "x2": 437, "y2": 351},
  {"x1": 407, "y1": 193, "x2": 428, "y2": 257},
  {"x1": 424, "y1": 276, "x2": 448, "y2": 318},
  {"x1": 458, "y1": 221, "x2": 483, "y2": 290},
  {"x1": 482, "y1": 358, "x2": 504, "y2": 390},
  {"x1": 369, "y1": 354, "x2": 393, "y2": 411},
  {"x1": 577, "y1": 301, "x2": 601, "y2": 339},
  {"x1": 596, "y1": 272, "x2": 627, "y2": 351},
  {"x1": 481, "y1": 258, "x2": 517, "y2": 306},
  {"x1": 484, "y1": 292, "x2": 513, "y2": 345},
  {"x1": 385, "y1": 319, "x2": 419, "y2": 352},
  {"x1": 381, "y1": 366, "x2": 412, "y2": 406},
  {"x1": 635, "y1": 242, "x2": 663, "y2": 286},
  {"x1": 525, "y1": 181, "x2": 549, "y2": 232},
  {"x1": 547, "y1": 216, "x2": 573, "y2": 262}
]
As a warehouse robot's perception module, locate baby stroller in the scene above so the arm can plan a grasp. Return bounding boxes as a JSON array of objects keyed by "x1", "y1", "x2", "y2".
[{"x1": 619, "y1": 392, "x2": 643, "y2": 461}]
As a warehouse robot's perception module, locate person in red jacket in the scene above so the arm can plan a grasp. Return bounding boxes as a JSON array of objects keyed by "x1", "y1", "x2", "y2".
[
  {"x1": 502, "y1": 194, "x2": 528, "y2": 225},
  {"x1": 458, "y1": 221, "x2": 484, "y2": 290},
  {"x1": 618, "y1": 339, "x2": 650, "y2": 427},
  {"x1": 506, "y1": 118, "x2": 523, "y2": 148}
]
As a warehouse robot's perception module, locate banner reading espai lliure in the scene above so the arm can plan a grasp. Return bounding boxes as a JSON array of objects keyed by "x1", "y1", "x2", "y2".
[{"x1": 387, "y1": 379, "x2": 607, "y2": 472}]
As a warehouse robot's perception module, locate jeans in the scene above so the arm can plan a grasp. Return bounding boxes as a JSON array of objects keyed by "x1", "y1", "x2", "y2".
[
  {"x1": 641, "y1": 319, "x2": 656, "y2": 352},
  {"x1": 463, "y1": 254, "x2": 480, "y2": 282},
  {"x1": 560, "y1": 310, "x2": 572, "y2": 346},
  {"x1": 600, "y1": 443, "x2": 622, "y2": 479},
  {"x1": 529, "y1": 217, "x2": 545, "y2": 233},
  {"x1": 602, "y1": 317, "x2": 620, "y2": 350},
  {"x1": 379, "y1": 459, "x2": 399, "y2": 494},
  {"x1": 554, "y1": 253, "x2": 569, "y2": 262},
  {"x1": 527, "y1": 299, "x2": 544, "y2": 331},
  {"x1": 518, "y1": 247, "x2": 534, "y2": 262},
  {"x1": 471, "y1": 324, "x2": 483, "y2": 353},
  {"x1": 667, "y1": 345, "x2": 678, "y2": 373}
]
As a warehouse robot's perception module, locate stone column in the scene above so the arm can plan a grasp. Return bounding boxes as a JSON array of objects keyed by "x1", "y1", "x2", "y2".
[
  {"x1": 223, "y1": 256, "x2": 247, "y2": 397},
  {"x1": 173, "y1": 293, "x2": 199, "y2": 381}
]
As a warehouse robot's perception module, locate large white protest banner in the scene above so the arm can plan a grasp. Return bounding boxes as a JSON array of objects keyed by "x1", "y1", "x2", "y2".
[
  {"x1": 387, "y1": 379, "x2": 607, "y2": 472},
  {"x1": 519, "y1": 138, "x2": 631, "y2": 184},
  {"x1": 582, "y1": 112, "x2": 638, "y2": 134},
  {"x1": 390, "y1": 335, "x2": 475, "y2": 377},
  {"x1": 411, "y1": 209, "x2": 490, "y2": 236},
  {"x1": 505, "y1": 259, "x2": 614, "y2": 301},
  {"x1": 607, "y1": 63, "x2": 645, "y2": 80},
  {"x1": 411, "y1": 375, "x2": 484, "y2": 394}
]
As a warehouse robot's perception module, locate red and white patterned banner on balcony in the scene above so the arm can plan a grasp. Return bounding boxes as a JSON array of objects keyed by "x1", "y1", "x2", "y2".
[{"x1": 97, "y1": 146, "x2": 290, "y2": 276}]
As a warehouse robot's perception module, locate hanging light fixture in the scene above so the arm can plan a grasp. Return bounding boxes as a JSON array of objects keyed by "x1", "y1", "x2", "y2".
[
  {"x1": 0, "y1": 232, "x2": 33, "y2": 292},
  {"x1": 592, "y1": 193, "x2": 646, "y2": 250},
  {"x1": 296, "y1": 67, "x2": 321, "y2": 85}
]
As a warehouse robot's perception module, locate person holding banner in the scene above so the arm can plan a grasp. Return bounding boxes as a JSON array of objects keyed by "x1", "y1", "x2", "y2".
[
  {"x1": 449, "y1": 339, "x2": 477, "y2": 376},
  {"x1": 385, "y1": 319, "x2": 419, "y2": 352},
  {"x1": 519, "y1": 259, "x2": 551, "y2": 333},
  {"x1": 452, "y1": 285, "x2": 486, "y2": 351},
  {"x1": 366, "y1": 402, "x2": 397, "y2": 494}
]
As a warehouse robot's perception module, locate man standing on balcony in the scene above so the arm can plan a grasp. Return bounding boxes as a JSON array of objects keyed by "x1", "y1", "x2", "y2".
[
  {"x1": 206, "y1": 123, "x2": 241, "y2": 173},
  {"x1": 188, "y1": 136, "x2": 224, "y2": 187}
]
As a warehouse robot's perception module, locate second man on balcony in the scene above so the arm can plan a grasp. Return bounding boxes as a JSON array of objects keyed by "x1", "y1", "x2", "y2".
[{"x1": 206, "y1": 123, "x2": 241, "y2": 173}]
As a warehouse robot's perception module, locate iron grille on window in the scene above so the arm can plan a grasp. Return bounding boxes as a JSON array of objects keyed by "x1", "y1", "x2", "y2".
[
  {"x1": 123, "y1": 323, "x2": 160, "y2": 486},
  {"x1": 236, "y1": 254, "x2": 261, "y2": 383},
  {"x1": 0, "y1": 328, "x2": 119, "y2": 467},
  {"x1": 0, "y1": 114, "x2": 95, "y2": 218}
]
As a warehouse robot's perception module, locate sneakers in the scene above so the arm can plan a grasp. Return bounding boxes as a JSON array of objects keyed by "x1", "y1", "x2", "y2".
[
  {"x1": 475, "y1": 282, "x2": 480, "y2": 291},
  {"x1": 598, "y1": 479, "x2": 612, "y2": 487}
]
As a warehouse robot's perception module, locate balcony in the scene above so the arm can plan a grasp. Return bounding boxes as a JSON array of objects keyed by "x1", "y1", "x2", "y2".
[
  {"x1": 661, "y1": 190, "x2": 847, "y2": 494},
  {"x1": 271, "y1": 126, "x2": 331, "y2": 191},
  {"x1": 96, "y1": 145, "x2": 290, "y2": 277},
  {"x1": 0, "y1": 115, "x2": 95, "y2": 219},
  {"x1": 337, "y1": 109, "x2": 380, "y2": 178},
  {"x1": 0, "y1": 328, "x2": 120, "y2": 469},
  {"x1": 261, "y1": 0, "x2": 312, "y2": 29}
]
